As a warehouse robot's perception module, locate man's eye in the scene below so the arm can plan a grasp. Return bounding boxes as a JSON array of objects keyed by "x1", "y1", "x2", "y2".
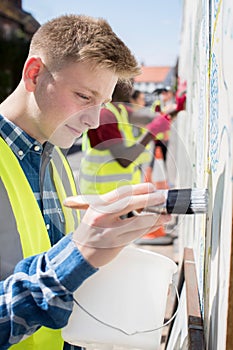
[{"x1": 77, "y1": 93, "x2": 89, "y2": 101}]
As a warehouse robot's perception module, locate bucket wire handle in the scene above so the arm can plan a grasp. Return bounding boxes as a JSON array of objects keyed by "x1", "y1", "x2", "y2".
[{"x1": 73, "y1": 281, "x2": 179, "y2": 336}]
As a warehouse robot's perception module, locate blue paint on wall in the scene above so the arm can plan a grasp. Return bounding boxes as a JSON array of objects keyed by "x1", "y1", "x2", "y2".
[{"x1": 209, "y1": 52, "x2": 219, "y2": 173}]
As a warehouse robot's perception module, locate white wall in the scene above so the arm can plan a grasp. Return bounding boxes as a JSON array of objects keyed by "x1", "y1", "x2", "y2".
[{"x1": 168, "y1": 0, "x2": 233, "y2": 348}]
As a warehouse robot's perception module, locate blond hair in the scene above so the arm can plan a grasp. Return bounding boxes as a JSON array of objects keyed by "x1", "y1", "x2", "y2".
[{"x1": 29, "y1": 14, "x2": 141, "y2": 80}]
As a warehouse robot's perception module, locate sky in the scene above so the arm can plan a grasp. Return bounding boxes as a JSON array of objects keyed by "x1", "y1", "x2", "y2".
[{"x1": 22, "y1": 0, "x2": 183, "y2": 67}]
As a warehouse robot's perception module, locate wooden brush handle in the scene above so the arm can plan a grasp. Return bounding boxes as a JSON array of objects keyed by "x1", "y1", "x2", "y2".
[{"x1": 63, "y1": 196, "x2": 90, "y2": 209}]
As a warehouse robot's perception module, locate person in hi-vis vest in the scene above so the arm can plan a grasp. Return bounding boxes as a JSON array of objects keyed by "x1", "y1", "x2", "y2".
[
  {"x1": 79, "y1": 82, "x2": 171, "y2": 196},
  {"x1": 0, "y1": 15, "x2": 171, "y2": 349}
]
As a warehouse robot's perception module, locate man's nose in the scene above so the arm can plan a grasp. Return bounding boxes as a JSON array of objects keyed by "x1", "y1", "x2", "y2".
[{"x1": 85, "y1": 105, "x2": 102, "y2": 129}]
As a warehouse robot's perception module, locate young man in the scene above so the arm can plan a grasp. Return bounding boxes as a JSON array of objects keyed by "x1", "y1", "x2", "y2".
[{"x1": 0, "y1": 15, "x2": 171, "y2": 349}]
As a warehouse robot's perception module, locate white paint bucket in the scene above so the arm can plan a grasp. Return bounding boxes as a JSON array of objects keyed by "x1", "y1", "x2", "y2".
[{"x1": 62, "y1": 245, "x2": 177, "y2": 350}]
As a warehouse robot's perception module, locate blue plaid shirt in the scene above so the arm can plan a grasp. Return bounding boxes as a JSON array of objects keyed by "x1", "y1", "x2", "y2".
[{"x1": 0, "y1": 115, "x2": 96, "y2": 349}]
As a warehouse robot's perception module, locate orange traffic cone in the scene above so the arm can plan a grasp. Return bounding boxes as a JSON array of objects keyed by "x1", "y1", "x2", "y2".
[
  {"x1": 144, "y1": 145, "x2": 168, "y2": 189},
  {"x1": 137, "y1": 145, "x2": 169, "y2": 244},
  {"x1": 153, "y1": 146, "x2": 169, "y2": 189}
]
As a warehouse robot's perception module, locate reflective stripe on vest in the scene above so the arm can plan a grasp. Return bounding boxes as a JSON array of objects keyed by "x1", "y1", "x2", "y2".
[
  {"x1": 108, "y1": 103, "x2": 153, "y2": 166},
  {"x1": 0, "y1": 138, "x2": 78, "y2": 350},
  {"x1": 51, "y1": 147, "x2": 80, "y2": 233},
  {"x1": 80, "y1": 103, "x2": 141, "y2": 195}
]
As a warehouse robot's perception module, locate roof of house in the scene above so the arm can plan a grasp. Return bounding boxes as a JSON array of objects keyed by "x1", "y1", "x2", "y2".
[
  {"x1": 134, "y1": 66, "x2": 172, "y2": 83},
  {"x1": 0, "y1": 0, "x2": 40, "y2": 36}
]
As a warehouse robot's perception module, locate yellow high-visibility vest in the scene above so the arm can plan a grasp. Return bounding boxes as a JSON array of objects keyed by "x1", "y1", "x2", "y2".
[{"x1": 0, "y1": 137, "x2": 79, "y2": 349}]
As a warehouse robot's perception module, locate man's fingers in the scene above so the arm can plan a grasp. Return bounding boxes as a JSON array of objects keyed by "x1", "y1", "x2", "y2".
[
  {"x1": 64, "y1": 183, "x2": 158, "y2": 210},
  {"x1": 112, "y1": 191, "x2": 165, "y2": 217},
  {"x1": 74, "y1": 213, "x2": 171, "y2": 249},
  {"x1": 102, "y1": 182, "x2": 156, "y2": 202}
]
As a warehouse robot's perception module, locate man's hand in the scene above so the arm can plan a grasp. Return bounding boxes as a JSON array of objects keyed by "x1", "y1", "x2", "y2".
[{"x1": 64, "y1": 183, "x2": 171, "y2": 267}]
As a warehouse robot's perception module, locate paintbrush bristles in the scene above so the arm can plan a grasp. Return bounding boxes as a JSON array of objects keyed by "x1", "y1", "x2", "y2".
[{"x1": 190, "y1": 188, "x2": 208, "y2": 213}]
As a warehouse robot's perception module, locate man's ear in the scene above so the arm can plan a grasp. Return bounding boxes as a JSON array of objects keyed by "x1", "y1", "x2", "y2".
[{"x1": 23, "y1": 57, "x2": 44, "y2": 92}]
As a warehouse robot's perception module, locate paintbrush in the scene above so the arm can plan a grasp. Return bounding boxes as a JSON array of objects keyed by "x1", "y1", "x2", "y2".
[{"x1": 64, "y1": 188, "x2": 208, "y2": 215}]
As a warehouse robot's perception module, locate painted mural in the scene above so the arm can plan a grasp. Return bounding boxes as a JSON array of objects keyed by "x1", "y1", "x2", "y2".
[{"x1": 168, "y1": 0, "x2": 233, "y2": 348}]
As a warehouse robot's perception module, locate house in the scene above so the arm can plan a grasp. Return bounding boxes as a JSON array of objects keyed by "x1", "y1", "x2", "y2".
[
  {"x1": 133, "y1": 65, "x2": 177, "y2": 105},
  {"x1": 133, "y1": 65, "x2": 176, "y2": 94},
  {"x1": 0, "y1": 0, "x2": 40, "y2": 39},
  {"x1": 0, "y1": 0, "x2": 40, "y2": 101}
]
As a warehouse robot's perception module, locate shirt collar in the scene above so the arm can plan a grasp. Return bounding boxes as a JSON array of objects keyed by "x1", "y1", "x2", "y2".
[{"x1": 0, "y1": 114, "x2": 43, "y2": 160}]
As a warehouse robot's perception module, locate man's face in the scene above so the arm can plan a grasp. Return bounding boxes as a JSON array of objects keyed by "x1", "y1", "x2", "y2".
[
  {"x1": 136, "y1": 93, "x2": 145, "y2": 107},
  {"x1": 32, "y1": 60, "x2": 118, "y2": 148},
  {"x1": 161, "y1": 90, "x2": 173, "y2": 103}
]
